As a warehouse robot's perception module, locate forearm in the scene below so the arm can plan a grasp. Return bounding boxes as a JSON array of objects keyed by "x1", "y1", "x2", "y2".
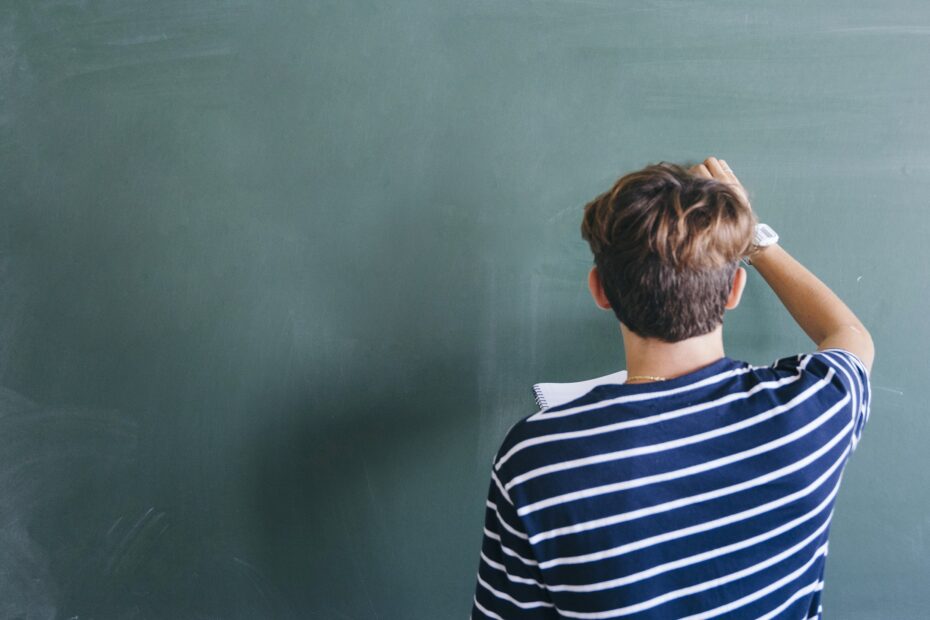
[{"x1": 749, "y1": 243, "x2": 870, "y2": 345}]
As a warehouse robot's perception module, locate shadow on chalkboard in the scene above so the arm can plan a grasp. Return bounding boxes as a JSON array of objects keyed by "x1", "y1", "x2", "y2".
[{"x1": 244, "y1": 373, "x2": 474, "y2": 616}]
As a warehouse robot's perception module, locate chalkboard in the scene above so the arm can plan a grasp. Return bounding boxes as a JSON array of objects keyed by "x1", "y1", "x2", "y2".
[{"x1": 0, "y1": 1, "x2": 924, "y2": 618}]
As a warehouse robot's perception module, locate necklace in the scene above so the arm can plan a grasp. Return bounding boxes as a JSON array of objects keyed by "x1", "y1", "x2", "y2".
[{"x1": 626, "y1": 375, "x2": 668, "y2": 383}]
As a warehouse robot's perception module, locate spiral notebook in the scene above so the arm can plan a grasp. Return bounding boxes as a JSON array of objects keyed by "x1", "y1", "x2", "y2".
[{"x1": 532, "y1": 369, "x2": 629, "y2": 410}]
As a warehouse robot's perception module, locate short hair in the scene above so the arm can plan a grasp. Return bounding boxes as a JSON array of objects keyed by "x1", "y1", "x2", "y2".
[{"x1": 580, "y1": 161, "x2": 757, "y2": 342}]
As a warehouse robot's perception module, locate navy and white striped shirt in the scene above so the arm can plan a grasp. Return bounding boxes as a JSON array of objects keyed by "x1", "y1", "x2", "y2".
[{"x1": 472, "y1": 348, "x2": 871, "y2": 619}]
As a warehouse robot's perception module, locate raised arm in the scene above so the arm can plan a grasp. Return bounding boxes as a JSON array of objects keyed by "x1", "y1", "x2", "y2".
[{"x1": 692, "y1": 156, "x2": 875, "y2": 374}]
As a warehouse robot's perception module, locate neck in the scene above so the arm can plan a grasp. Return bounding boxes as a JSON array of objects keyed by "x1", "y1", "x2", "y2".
[{"x1": 620, "y1": 323, "x2": 726, "y2": 381}]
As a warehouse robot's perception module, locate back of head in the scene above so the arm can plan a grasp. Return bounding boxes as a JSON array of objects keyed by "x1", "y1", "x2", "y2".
[{"x1": 580, "y1": 161, "x2": 757, "y2": 343}]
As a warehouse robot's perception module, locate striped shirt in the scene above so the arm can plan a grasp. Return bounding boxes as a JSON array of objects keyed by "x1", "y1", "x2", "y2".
[{"x1": 471, "y1": 348, "x2": 871, "y2": 619}]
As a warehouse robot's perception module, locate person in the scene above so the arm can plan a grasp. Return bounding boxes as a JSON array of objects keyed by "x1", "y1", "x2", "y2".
[{"x1": 470, "y1": 156, "x2": 874, "y2": 619}]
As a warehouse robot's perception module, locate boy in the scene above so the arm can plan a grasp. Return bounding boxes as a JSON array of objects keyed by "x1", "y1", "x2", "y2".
[{"x1": 471, "y1": 156, "x2": 874, "y2": 619}]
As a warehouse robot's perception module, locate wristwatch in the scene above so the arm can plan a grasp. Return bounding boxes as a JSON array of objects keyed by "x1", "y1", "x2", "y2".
[{"x1": 743, "y1": 223, "x2": 779, "y2": 266}]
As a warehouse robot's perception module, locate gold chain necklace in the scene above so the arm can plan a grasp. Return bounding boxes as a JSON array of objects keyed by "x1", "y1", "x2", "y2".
[{"x1": 626, "y1": 375, "x2": 668, "y2": 383}]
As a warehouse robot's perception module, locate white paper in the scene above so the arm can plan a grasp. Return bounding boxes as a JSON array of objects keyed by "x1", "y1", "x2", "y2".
[{"x1": 532, "y1": 369, "x2": 628, "y2": 410}]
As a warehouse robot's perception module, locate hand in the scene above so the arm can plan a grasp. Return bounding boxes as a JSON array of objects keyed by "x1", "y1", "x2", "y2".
[{"x1": 688, "y1": 156, "x2": 752, "y2": 212}]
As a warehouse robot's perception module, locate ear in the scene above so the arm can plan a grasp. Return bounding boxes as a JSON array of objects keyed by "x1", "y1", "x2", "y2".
[
  {"x1": 724, "y1": 266, "x2": 747, "y2": 310},
  {"x1": 588, "y1": 266, "x2": 613, "y2": 310}
]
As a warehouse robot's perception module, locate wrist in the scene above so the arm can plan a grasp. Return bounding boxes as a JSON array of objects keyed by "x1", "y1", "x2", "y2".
[
  {"x1": 746, "y1": 242, "x2": 781, "y2": 267},
  {"x1": 744, "y1": 223, "x2": 780, "y2": 266}
]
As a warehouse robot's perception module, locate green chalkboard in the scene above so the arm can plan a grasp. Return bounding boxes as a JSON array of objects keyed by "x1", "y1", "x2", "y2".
[{"x1": 0, "y1": 1, "x2": 924, "y2": 618}]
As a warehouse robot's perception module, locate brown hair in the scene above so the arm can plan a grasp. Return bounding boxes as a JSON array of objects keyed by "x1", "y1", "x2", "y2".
[{"x1": 580, "y1": 161, "x2": 757, "y2": 342}]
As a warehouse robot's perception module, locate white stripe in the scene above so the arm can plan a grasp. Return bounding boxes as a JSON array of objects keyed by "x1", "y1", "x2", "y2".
[
  {"x1": 533, "y1": 414, "x2": 852, "y2": 546},
  {"x1": 819, "y1": 350, "x2": 859, "y2": 440},
  {"x1": 820, "y1": 347, "x2": 869, "y2": 377},
  {"x1": 757, "y1": 579, "x2": 825, "y2": 620},
  {"x1": 494, "y1": 356, "x2": 811, "y2": 469},
  {"x1": 836, "y1": 349, "x2": 868, "y2": 425},
  {"x1": 676, "y1": 542, "x2": 830, "y2": 620},
  {"x1": 507, "y1": 370, "x2": 835, "y2": 491},
  {"x1": 820, "y1": 347, "x2": 867, "y2": 377},
  {"x1": 557, "y1": 520, "x2": 834, "y2": 619},
  {"x1": 538, "y1": 444, "x2": 849, "y2": 570},
  {"x1": 547, "y1": 474, "x2": 841, "y2": 593},
  {"x1": 476, "y1": 574, "x2": 555, "y2": 609},
  {"x1": 519, "y1": 390, "x2": 850, "y2": 517},
  {"x1": 487, "y1": 500, "x2": 529, "y2": 540},
  {"x1": 824, "y1": 349, "x2": 868, "y2": 428},
  {"x1": 500, "y1": 368, "x2": 810, "y2": 471},
  {"x1": 490, "y1": 470, "x2": 512, "y2": 505},
  {"x1": 483, "y1": 528, "x2": 538, "y2": 567},
  {"x1": 480, "y1": 551, "x2": 545, "y2": 589},
  {"x1": 819, "y1": 350, "x2": 859, "y2": 419},
  {"x1": 472, "y1": 595, "x2": 505, "y2": 620},
  {"x1": 525, "y1": 364, "x2": 762, "y2": 423},
  {"x1": 819, "y1": 350, "x2": 865, "y2": 451}
]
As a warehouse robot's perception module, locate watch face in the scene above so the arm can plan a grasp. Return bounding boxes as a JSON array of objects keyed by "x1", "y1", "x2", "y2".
[{"x1": 755, "y1": 223, "x2": 778, "y2": 244}]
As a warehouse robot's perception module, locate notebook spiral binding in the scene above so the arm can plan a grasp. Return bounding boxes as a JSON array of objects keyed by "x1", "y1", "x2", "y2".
[{"x1": 532, "y1": 384, "x2": 549, "y2": 410}]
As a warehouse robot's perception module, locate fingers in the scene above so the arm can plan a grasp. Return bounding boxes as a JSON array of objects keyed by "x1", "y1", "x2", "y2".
[
  {"x1": 718, "y1": 159, "x2": 739, "y2": 186},
  {"x1": 689, "y1": 157, "x2": 727, "y2": 180},
  {"x1": 690, "y1": 163, "x2": 712, "y2": 179},
  {"x1": 704, "y1": 156, "x2": 728, "y2": 180},
  {"x1": 699, "y1": 156, "x2": 751, "y2": 210},
  {"x1": 719, "y1": 159, "x2": 734, "y2": 180}
]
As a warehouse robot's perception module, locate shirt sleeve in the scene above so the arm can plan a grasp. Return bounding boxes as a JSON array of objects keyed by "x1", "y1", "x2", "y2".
[
  {"x1": 471, "y1": 464, "x2": 557, "y2": 619},
  {"x1": 813, "y1": 348, "x2": 872, "y2": 452},
  {"x1": 777, "y1": 347, "x2": 871, "y2": 454}
]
